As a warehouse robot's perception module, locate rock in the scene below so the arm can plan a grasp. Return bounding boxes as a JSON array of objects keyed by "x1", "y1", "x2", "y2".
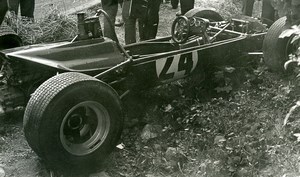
[
  {"x1": 89, "y1": 171, "x2": 110, "y2": 177},
  {"x1": 214, "y1": 135, "x2": 226, "y2": 147},
  {"x1": 165, "y1": 147, "x2": 177, "y2": 159},
  {"x1": 0, "y1": 138, "x2": 5, "y2": 146},
  {"x1": 235, "y1": 167, "x2": 250, "y2": 177},
  {"x1": 0, "y1": 167, "x2": 5, "y2": 177},
  {"x1": 146, "y1": 174, "x2": 171, "y2": 177},
  {"x1": 165, "y1": 147, "x2": 187, "y2": 170},
  {"x1": 140, "y1": 124, "x2": 162, "y2": 142},
  {"x1": 153, "y1": 144, "x2": 162, "y2": 150},
  {"x1": 0, "y1": 127, "x2": 5, "y2": 135}
]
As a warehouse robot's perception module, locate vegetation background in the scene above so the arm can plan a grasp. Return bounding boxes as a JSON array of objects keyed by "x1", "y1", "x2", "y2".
[{"x1": 1, "y1": 0, "x2": 300, "y2": 177}]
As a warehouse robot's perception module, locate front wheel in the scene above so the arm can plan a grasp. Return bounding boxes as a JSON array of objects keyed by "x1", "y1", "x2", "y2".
[
  {"x1": 263, "y1": 17, "x2": 290, "y2": 72},
  {"x1": 23, "y1": 72, "x2": 123, "y2": 174}
]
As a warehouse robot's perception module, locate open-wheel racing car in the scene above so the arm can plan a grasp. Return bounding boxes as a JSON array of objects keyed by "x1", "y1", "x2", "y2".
[{"x1": 0, "y1": 7, "x2": 286, "y2": 173}]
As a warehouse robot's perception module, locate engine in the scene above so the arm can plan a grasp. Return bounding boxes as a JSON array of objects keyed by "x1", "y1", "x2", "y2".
[{"x1": 0, "y1": 57, "x2": 54, "y2": 118}]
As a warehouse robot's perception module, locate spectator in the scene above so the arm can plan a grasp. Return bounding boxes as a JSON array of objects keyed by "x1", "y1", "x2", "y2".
[
  {"x1": 163, "y1": 0, "x2": 178, "y2": 9},
  {"x1": 101, "y1": 0, "x2": 119, "y2": 40},
  {"x1": 173, "y1": 0, "x2": 195, "y2": 15},
  {"x1": 241, "y1": 0, "x2": 277, "y2": 26},
  {"x1": 122, "y1": 0, "x2": 161, "y2": 44},
  {"x1": 0, "y1": 0, "x2": 8, "y2": 25},
  {"x1": 261, "y1": 0, "x2": 276, "y2": 26},
  {"x1": 122, "y1": 0, "x2": 146, "y2": 44},
  {"x1": 290, "y1": 0, "x2": 300, "y2": 22},
  {"x1": 115, "y1": 0, "x2": 124, "y2": 27},
  {"x1": 242, "y1": 0, "x2": 255, "y2": 16},
  {"x1": 8, "y1": 0, "x2": 35, "y2": 19},
  {"x1": 140, "y1": 0, "x2": 161, "y2": 40},
  {"x1": 179, "y1": 0, "x2": 194, "y2": 15},
  {"x1": 171, "y1": 0, "x2": 178, "y2": 9}
]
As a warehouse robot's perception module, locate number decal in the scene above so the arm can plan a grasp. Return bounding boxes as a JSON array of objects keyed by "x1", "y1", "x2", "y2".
[
  {"x1": 158, "y1": 57, "x2": 174, "y2": 80},
  {"x1": 156, "y1": 51, "x2": 198, "y2": 81}
]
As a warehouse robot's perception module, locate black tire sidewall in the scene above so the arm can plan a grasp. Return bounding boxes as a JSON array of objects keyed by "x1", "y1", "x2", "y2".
[
  {"x1": 184, "y1": 8, "x2": 224, "y2": 21},
  {"x1": 263, "y1": 17, "x2": 290, "y2": 72},
  {"x1": 25, "y1": 74, "x2": 123, "y2": 173}
]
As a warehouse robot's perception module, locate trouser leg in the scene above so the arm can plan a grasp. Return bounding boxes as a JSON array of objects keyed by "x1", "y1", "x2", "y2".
[
  {"x1": 102, "y1": 1, "x2": 118, "y2": 40},
  {"x1": 122, "y1": 0, "x2": 137, "y2": 44},
  {"x1": 8, "y1": 0, "x2": 20, "y2": 16},
  {"x1": 142, "y1": 0, "x2": 161, "y2": 40},
  {"x1": 290, "y1": 2, "x2": 300, "y2": 23},
  {"x1": 0, "y1": 0, "x2": 8, "y2": 25},
  {"x1": 261, "y1": 0, "x2": 275, "y2": 26},
  {"x1": 19, "y1": 0, "x2": 35, "y2": 18},
  {"x1": 242, "y1": 0, "x2": 254, "y2": 16},
  {"x1": 171, "y1": 0, "x2": 179, "y2": 9},
  {"x1": 180, "y1": 0, "x2": 194, "y2": 15}
]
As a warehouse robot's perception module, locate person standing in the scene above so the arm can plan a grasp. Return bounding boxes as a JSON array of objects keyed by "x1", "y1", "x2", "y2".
[
  {"x1": 8, "y1": 0, "x2": 35, "y2": 19},
  {"x1": 0, "y1": 0, "x2": 8, "y2": 25},
  {"x1": 122, "y1": 0, "x2": 142, "y2": 44},
  {"x1": 290, "y1": 0, "x2": 300, "y2": 22},
  {"x1": 122, "y1": 0, "x2": 161, "y2": 44},
  {"x1": 261, "y1": 0, "x2": 276, "y2": 26},
  {"x1": 101, "y1": 0, "x2": 119, "y2": 40},
  {"x1": 242, "y1": 0, "x2": 255, "y2": 16},
  {"x1": 140, "y1": 0, "x2": 161, "y2": 40},
  {"x1": 241, "y1": 0, "x2": 277, "y2": 27},
  {"x1": 115, "y1": 0, "x2": 124, "y2": 27},
  {"x1": 179, "y1": 0, "x2": 194, "y2": 15}
]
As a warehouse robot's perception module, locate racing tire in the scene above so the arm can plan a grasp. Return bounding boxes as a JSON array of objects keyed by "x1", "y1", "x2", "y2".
[
  {"x1": 263, "y1": 17, "x2": 291, "y2": 72},
  {"x1": 184, "y1": 8, "x2": 224, "y2": 21},
  {"x1": 23, "y1": 72, "x2": 123, "y2": 174}
]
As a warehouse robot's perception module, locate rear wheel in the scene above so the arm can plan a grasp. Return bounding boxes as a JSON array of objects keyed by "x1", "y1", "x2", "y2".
[
  {"x1": 184, "y1": 8, "x2": 224, "y2": 21},
  {"x1": 23, "y1": 72, "x2": 123, "y2": 174}
]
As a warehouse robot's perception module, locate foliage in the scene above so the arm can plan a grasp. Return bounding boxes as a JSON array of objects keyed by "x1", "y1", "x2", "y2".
[{"x1": 281, "y1": 25, "x2": 300, "y2": 70}]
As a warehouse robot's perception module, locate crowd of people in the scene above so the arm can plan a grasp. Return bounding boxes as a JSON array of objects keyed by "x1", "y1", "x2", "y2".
[
  {"x1": 242, "y1": 0, "x2": 300, "y2": 26},
  {"x1": 0, "y1": 0, "x2": 194, "y2": 45},
  {"x1": 101, "y1": 0, "x2": 194, "y2": 44},
  {"x1": 0, "y1": 0, "x2": 35, "y2": 25},
  {"x1": 1, "y1": 0, "x2": 300, "y2": 45}
]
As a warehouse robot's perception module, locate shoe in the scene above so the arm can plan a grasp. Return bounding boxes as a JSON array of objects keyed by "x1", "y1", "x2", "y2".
[
  {"x1": 115, "y1": 18, "x2": 124, "y2": 27},
  {"x1": 176, "y1": 11, "x2": 182, "y2": 16}
]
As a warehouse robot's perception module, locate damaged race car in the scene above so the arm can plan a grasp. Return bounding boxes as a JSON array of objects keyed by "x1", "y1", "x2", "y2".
[{"x1": 0, "y1": 8, "x2": 290, "y2": 172}]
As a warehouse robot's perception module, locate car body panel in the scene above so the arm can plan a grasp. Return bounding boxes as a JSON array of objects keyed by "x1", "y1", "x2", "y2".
[{"x1": 1, "y1": 37, "x2": 125, "y2": 72}]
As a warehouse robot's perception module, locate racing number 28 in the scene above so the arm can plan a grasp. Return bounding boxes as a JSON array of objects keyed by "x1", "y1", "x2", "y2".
[{"x1": 156, "y1": 51, "x2": 198, "y2": 81}]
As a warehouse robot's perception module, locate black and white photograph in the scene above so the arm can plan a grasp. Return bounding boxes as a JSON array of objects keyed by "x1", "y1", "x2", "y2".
[{"x1": 0, "y1": 0, "x2": 300, "y2": 176}]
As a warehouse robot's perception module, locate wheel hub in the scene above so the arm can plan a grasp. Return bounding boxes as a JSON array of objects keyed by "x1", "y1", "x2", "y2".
[{"x1": 60, "y1": 101, "x2": 110, "y2": 156}]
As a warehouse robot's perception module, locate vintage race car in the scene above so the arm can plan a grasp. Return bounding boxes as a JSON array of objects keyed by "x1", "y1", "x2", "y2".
[{"x1": 0, "y1": 8, "x2": 277, "y2": 173}]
